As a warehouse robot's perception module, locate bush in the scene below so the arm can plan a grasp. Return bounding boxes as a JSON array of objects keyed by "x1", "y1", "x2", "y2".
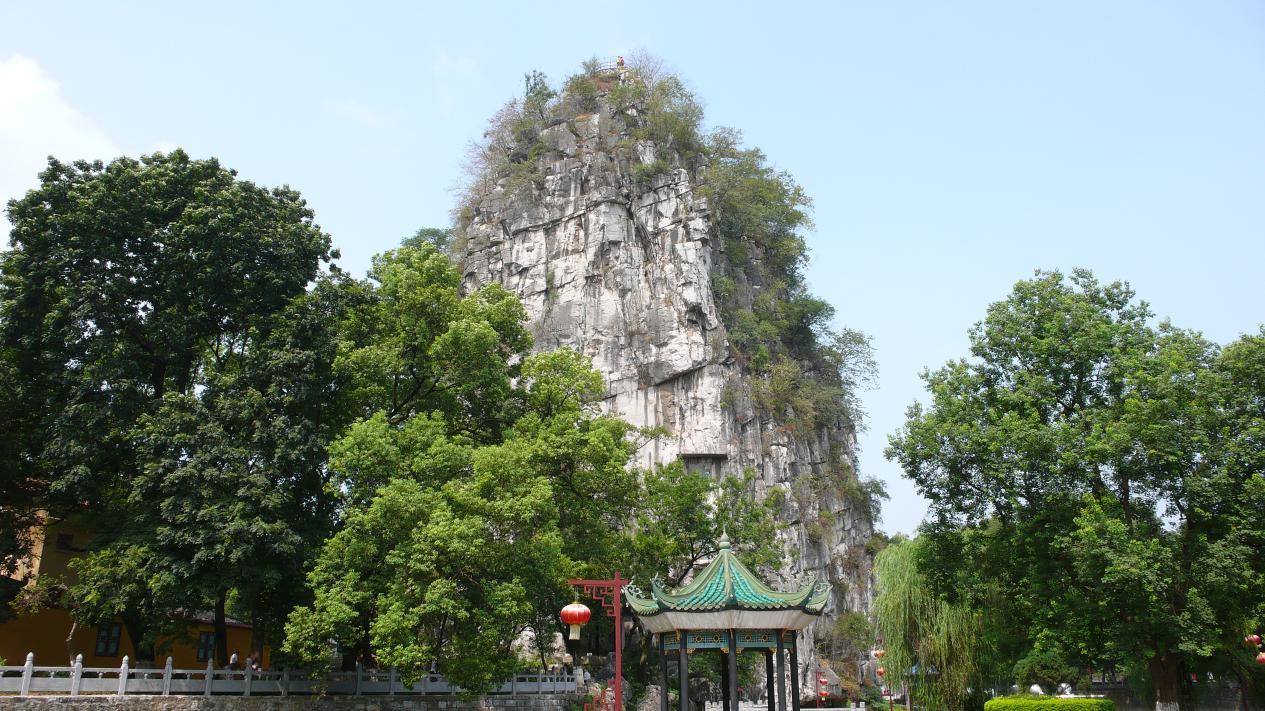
[
  {"x1": 1013, "y1": 633, "x2": 1084, "y2": 691},
  {"x1": 984, "y1": 696, "x2": 1114, "y2": 711},
  {"x1": 562, "y1": 74, "x2": 601, "y2": 114},
  {"x1": 632, "y1": 159, "x2": 671, "y2": 186}
]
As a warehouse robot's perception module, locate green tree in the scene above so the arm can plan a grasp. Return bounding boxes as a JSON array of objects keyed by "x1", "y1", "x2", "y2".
[
  {"x1": 624, "y1": 462, "x2": 781, "y2": 587},
  {"x1": 0, "y1": 150, "x2": 334, "y2": 662},
  {"x1": 72, "y1": 277, "x2": 359, "y2": 664},
  {"x1": 886, "y1": 270, "x2": 1265, "y2": 711},
  {"x1": 284, "y1": 461, "x2": 562, "y2": 689},
  {"x1": 333, "y1": 243, "x2": 529, "y2": 457},
  {"x1": 0, "y1": 343, "x2": 40, "y2": 584},
  {"x1": 814, "y1": 610, "x2": 875, "y2": 698},
  {"x1": 403, "y1": 227, "x2": 454, "y2": 253},
  {"x1": 283, "y1": 246, "x2": 641, "y2": 689},
  {"x1": 874, "y1": 537, "x2": 986, "y2": 711}
]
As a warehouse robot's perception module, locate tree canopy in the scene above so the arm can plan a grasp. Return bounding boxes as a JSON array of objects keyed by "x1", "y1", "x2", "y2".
[
  {"x1": 0, "y1": 150, "x2": 336, "y2": 661},
  {"x1": 886, "y1": 269, "x2": 1265, "y2": 710}
]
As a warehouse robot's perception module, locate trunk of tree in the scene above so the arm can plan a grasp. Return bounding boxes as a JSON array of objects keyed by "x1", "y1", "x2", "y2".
[
  {"x1": 341, "y1": 619, "x2": 372, "y2": 671},
  {"x1": 1150, "y1": 653, "x2": 1180, "y2": 711},
  {"x1": 248, "y1": 610, "x2": 265, "y2": 663},
  {"x1": 214, "y1": 589, "x2": 229, "y2": 668},
  {"x1": 1232, "y1": 664, "x2": 1256, "y2": 711},
  {"x1": 122, "y1": 615, "x2": 154, "y2": 664},
  {"x1": 64, "y1": 619, "x2": 77, "y2": 666},
  {"x1": 150, "y1": 360, "x2": 167, "y2": 400}
]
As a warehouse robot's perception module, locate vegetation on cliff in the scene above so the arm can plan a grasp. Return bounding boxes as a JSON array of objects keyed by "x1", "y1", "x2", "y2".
[{"x1": 455, "y1": 56, "x2": 877, "y2": 446}]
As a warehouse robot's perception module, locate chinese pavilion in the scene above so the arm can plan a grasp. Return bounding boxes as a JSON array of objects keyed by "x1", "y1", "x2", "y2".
[{"x1": 624, "y1": 535, "x2": 829, "y2": 711}]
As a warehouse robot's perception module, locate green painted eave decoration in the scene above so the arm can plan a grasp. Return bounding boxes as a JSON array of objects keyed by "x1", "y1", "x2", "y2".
[{"x1": 624, "y1": 534, "x2": 828, "y2": 616}]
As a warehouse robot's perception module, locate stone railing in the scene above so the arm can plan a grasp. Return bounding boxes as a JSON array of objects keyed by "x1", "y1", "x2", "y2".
[{"x1": 0, "y1": 653, "x2": 580, "y2": 698}]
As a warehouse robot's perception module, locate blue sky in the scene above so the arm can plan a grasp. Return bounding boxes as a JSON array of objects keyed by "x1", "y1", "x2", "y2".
[{"x1": 2, "y1": 1, "x2": 1262, "y2": 535}]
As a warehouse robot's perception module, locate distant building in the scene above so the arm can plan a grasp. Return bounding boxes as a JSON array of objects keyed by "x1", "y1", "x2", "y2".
[{"x1": 0, "y1": 520, "x2": 265, "y2": 668}]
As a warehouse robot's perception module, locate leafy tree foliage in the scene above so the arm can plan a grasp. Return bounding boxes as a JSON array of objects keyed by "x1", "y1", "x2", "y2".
[
  {"x1": 404, "y1": 227, "x2": 454, "y2": 252},
  {"x1": 0, "y1": 150, "x2": 335, "y2": 661},
  {"x1": 886, "y1": 270, "x2": 1265, "y2": 710},
  {"x1": 283, "y1": 246, "x2": 642, "y2": 690},
  {"x1": 623, "y1": 462, "x2": 781, "y2": 587},
  {"x1": 814, "y1": 610, "x2": 876, "y2": 698}
]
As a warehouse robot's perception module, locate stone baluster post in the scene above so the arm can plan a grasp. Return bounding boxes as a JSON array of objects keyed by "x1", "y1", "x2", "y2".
[
  {"x1": 71, "y1": 654, "x2": 84, "y2": 696},
  {"x1": 19, "y1": 652, "x2": 33, "y2": 697},
  {"x1": 117, "y1": 656, "x2": 129, "y2": 696}
]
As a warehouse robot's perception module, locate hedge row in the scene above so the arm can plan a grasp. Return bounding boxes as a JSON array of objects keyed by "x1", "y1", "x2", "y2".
[{"x1": 984, "y1": 696, "x2": 1115, "y2": 711}]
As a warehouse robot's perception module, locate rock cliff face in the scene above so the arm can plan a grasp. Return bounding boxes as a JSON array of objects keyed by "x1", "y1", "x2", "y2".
[{"x1": 457, "y1": 90, "x2": 874, "y2": 679}]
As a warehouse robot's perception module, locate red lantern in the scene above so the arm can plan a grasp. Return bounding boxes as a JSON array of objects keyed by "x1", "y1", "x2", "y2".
[
  {"x1": 561, "y1": 602, "x2": 592, "y2": 640},
  {"x1": 818, "y1": 677, "x2": 829, "y2": 685},
  {"x1": 1256, "y1": 652, "x2": 1265, "y2": 666},
  {"x1": 1247, "y1": 634, "x2": 1262, "y2": 646},
  {"x1": 876, "y1": 667, "x2": 886, "y2": 678},
  {"x1": 874, "y1": 649, "x2": 886, "y2": 659}
]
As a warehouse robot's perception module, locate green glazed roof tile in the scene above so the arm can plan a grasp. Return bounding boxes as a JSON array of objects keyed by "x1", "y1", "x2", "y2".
[{"x1": 624, "y1": 534, "x2": 828, "y2": 617}]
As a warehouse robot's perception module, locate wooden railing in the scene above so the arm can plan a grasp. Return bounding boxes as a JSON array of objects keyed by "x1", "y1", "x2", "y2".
[{"x1": 0, "y1": 653, "x2": 580, "y2": 697}]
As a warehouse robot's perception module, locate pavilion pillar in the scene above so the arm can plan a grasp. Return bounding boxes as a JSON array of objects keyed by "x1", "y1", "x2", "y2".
[
  {"x1": 723, "y1": 645, "x2": 733, "y2": 711},
  {"x1": 658, "y1": 634, "x2": 669, "y2": 711},
  {"x1": 775, "y1": 632, "x2": 787, "y2": 711},
  {"x1": 765, "y1": 651, "x2": 776, "y2": 711},
  {"x1": 727, "y1": 630, "x2": 739, "y2": 711},
  {"x1": 678, "y1": 631, "x2": 690, "y2": 711},
  {"x1": 789, "y1": 633, "x2": 801, "y2": 711},
  {"x1": 721, "y1": 646, "x2": 730, "y2": 711}
]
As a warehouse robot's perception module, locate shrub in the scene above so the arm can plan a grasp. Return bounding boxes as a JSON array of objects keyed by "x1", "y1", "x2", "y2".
[
  {"x1": 631, "y1": 75, "x2": 705, "y2": 164},
  {"x1": 1013, "y1": 632, "x2": 1085, "y2": 691},
  {"x1": 984, "y1": 696, "x2": 1114, "y2": 711},
  {"x1": 712, "y1": 275, "x2": 735, "y2": 303},
  {"x1": 608, "y1": 80, "x2": 647, "y2": 114},
  {"x1": 562, "y1": 74, "x2": 601, "y2": 114},
  {"x1": 631, "y1": 159, "x2": 671, "y2": 186}
]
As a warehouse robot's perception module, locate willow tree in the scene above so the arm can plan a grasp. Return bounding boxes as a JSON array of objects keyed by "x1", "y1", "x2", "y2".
[{"x1": 874, "y1": 538, "x2": 985, "y2": 711}]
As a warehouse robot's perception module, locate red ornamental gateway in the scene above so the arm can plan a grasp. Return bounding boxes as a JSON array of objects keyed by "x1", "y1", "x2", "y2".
[{"x1": 566, "y1": 573, "x2": 628, "y2": 711}]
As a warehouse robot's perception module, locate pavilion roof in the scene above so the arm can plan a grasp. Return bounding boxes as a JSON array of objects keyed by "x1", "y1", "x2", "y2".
[{"x1": 624, "y1": 535, "x2": 829, "y2": 621}]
